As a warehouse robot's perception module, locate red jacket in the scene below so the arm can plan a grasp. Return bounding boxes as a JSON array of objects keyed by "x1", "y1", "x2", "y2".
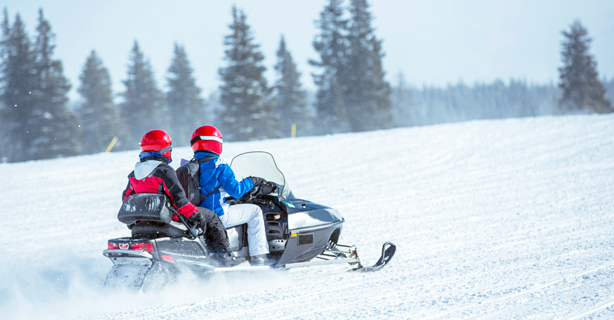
[{"x1": 122, "y1": 159, "x2": 197, "y2": 220}]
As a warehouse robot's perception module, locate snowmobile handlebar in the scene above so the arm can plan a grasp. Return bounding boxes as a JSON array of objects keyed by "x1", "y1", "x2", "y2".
[
  {"x1": 244, "y1": 181, "x2": 278, "y2": 200},
  {"x1": 176, "y1": 213, "x2": 202, "y2": 239}
]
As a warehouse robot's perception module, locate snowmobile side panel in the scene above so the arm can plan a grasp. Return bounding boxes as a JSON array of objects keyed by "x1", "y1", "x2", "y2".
[
  {"x1": 155, "y1": 237, "x2": 213, "y2": 265},
  {"x1": 276, "y1": 220, "x2": 344, "y2": 266}
]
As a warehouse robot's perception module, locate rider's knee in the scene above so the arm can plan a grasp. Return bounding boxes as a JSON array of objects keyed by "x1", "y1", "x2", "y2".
[{"x1": 252, "y1": 204, "x2": 263, "y2": 218}]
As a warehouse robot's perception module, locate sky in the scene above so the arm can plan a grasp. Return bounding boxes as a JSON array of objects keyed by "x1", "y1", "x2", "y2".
[{"x1": 2, "y1": 0, "x2": 614, "y2": 102}]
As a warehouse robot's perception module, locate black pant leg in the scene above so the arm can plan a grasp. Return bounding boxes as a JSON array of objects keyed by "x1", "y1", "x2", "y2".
[{"x1": 197, "y1": 207, "x2": 230, "y2": 252}]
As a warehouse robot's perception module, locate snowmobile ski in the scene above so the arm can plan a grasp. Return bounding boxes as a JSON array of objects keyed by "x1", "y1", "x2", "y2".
[{"x1": 351, "y1": 242, "x2": 396, "y2": 272}]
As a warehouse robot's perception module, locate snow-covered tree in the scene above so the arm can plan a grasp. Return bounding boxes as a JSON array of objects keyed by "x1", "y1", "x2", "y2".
[
  {"x1": 345, "y1": 0, "x2": 392, "y2": 131},
  {"x1": 273, "y1": 35, "x2": 308, "y2": 137},
  {"x1": 166, "y1": 43, "x2": 206, "y2": 146},
  {"x1": 604, "y1": 77, "x2": 614, "y2": 105},
  {"x1": 0, "y1": 10, "x2": 36, "y2": 162},
  {"x1": 77, "y1": 50, "x2": 123, "y2": 154},
  {"x1": 218, "y1": 6, "x2": 279, "y2": 141},
  {"x1": 391, "y1": 71, "x2": 413, "y2": 128},
  {"x1": 558, "y1": 20, "x2": 612, "y2": 114},
  {"x1": 0, "y1": 9, "x2": 80, "y2": 162},
  {"x1": 29, "y1": 8, "x2": 81, "y2": 159},
  {"x1": 120, "y1": 41, "x2": 166, "y2": 148},
  {"x1": 310, "y1": 0, "x2": 350, "y2": 134}
]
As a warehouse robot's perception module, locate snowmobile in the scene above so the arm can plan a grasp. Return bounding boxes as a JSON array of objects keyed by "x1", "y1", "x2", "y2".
[{"x1": 103, "y1": 151, "x2": 395, "y2": 291}]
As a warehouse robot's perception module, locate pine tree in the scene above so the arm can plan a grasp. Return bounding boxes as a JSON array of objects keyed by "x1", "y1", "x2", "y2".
[
  {"x1": 345, "y1": 0, "x2": 392, "y2": 131},
  {"x1": 29, "y1": 8, "x2": 81, "y2": 159},
  {"x1": 604, "y1": 77, "x2": 614, "y2": 105},
  {"x1": 558, "y1": 20, "x2": 612, "y2": 114},
  {"x1": 77, "y1": 50, "x2": 123, "y2": 154},
  {"x1": 274, "y1": 35, "x2": 308, "y2": 137},
  {"x1": 0, "y1": 10, "x2": 36, "y2": 162},
  {"x1": 166, "y1": 43, "x2": 206, "y2": 146},
  {"x1": 391, "y1": 71, "x2": 413, "y2": 128},
  {"x1": 0, "y1": 9, "x2": 79, "y2": 162},
  {"x1": 0, "y1": 9, "x2": 6, "y2": 162},
  {"x1": 218, "y1": 6, "x2": 279, "y2": 141},
  {"x1": 120, "y1": 41, "x2": 166, "y2": 148},
  {"x1": 310, "y1": 0, "x2": 350, "y2": 134}
]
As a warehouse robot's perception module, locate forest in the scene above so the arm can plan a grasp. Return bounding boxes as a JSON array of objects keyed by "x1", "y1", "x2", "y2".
[{"x1": 0, "y1": 1, "x2": 612, "y2": 162}]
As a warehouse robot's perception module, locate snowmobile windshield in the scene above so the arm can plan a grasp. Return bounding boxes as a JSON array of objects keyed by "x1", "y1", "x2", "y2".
[{"x1": 230, "y1": 151, "x2": 290, "y2": 198}]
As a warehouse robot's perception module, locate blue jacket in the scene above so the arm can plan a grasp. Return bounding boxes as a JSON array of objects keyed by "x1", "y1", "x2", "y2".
[{"x1": 194, "y1": 152, "x2": 254, "y2": 217}]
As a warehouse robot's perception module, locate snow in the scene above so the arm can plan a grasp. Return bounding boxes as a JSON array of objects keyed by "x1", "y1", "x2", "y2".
[{"x1": 2, "y1": 114, "x2": 614, "y2": 319}]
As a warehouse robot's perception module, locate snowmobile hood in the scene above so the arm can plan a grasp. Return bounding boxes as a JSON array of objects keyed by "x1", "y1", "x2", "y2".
[{"x1": 134, "y1": 160, "x2": 163, "y2": 180}]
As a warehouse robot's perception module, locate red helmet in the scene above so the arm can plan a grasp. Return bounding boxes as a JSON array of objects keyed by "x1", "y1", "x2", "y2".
[
  {"x1": 191, "y1": 125, "x2": 223, "y2": 154},
  {"x1": 140, "y1": 129, "x2": 172, "y2": 158}
]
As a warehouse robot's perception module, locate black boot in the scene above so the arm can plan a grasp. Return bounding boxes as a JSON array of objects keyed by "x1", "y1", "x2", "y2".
[{"x1": 212, "y1": 250, "x2": 236, "y2": 267}]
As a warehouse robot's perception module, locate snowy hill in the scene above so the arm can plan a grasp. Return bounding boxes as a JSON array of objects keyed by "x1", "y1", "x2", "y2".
[{"x1": 2, "y1": 115, "x2": 614, "y2": 319}]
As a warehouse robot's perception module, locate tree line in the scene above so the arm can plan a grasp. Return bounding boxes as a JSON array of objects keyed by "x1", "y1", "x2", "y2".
[
  {"x1": 0, "y1": 2, "x2": 612, "y2": 163},
  {"x1": 392, "y1": 77, "x2": 561, "y2": 127},
  {"x1": 391, "y1": 20, "x2": 612, "y2": 127}
]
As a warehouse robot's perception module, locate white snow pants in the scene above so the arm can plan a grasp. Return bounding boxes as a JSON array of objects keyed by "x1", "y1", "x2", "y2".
[{"x1": 220, "y1": 204, "x2": 270, "y2": 256}]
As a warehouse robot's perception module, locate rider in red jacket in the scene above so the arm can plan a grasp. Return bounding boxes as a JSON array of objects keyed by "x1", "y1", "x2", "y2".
[{"x1": 122, "y1": 130, "x2": 231, "y2": 261}]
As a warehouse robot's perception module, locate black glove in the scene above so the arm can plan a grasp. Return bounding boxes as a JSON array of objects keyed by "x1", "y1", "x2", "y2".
[
  {"x1": 259, "y1": 182, "x2": 277, "y2": 195},
  {"x1": 188, "y1": 211, "x2": 207, "y2": 229},
  {"x1": 250, "y1": 176, "x2": 266, "y2": 187}
]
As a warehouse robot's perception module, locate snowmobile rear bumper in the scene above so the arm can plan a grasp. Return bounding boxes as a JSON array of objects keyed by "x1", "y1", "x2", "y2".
[{"x1": 103, "y1": 249, "x2": 153, "y2": 260}]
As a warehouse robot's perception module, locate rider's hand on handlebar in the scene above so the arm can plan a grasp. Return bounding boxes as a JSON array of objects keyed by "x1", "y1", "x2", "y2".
[
  {"x1": 259, "y1": 182, "x2": 277, "y2": 195},
  {"x1": 188, "y1": 211, "x2": 207, "y2": 229},
  {"x1": 249, "y1": 176, "x2": 266, "y2": 187}
]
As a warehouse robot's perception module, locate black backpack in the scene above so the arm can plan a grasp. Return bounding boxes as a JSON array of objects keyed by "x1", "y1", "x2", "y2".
[{"x1": 176, "y1": 157, "x2": 221, "y2": 206}]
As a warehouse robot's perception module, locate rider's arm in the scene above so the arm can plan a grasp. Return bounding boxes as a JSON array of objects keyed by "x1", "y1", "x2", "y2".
[
  {"x1": 121, "y1": 172, "x2": 136, "y2": 201},
  {"x1": 218, "y1": 164, "x2": 254, "y2": 199}
]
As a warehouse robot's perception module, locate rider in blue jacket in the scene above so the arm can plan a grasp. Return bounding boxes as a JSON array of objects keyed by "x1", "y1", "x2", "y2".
[
  {"x1": 194, "y1": 151, "x2": 254, "y2": 217},
  {"x1": 177, "y1": 125, "x2": 271, "y2": 266}
]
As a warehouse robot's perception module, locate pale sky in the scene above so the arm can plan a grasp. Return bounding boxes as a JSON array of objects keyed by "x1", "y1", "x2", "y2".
[{"x1": 3, "y1": 0, "x2": 614, "y2": 102}]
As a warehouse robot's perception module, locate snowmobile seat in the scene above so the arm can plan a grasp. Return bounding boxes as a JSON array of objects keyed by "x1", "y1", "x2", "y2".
[
  {"x1": 118, "y1": 193, "x2": 189, "y2": 239},
  {"x1": 130, "y1": 221, "x2": 189, "y2": 239},
  {"x1": 118, "y1": 193, "x2": 173, "y2": 225}
]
